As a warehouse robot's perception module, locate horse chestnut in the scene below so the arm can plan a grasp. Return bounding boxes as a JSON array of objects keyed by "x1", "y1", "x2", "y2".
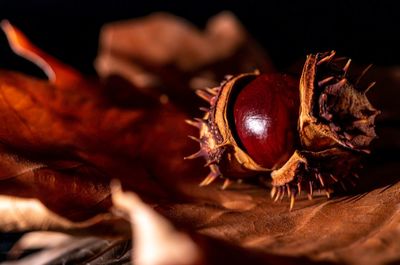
[
  {"x1": 233, "y1": 74, "x2": 299, "y2": 169},
  {"x1": 186, "y1": 51, "x2": 379, "y2": 209}
]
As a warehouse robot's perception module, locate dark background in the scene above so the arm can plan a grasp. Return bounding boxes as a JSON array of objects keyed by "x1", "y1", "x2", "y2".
[{"x1": 0, "y1": 0, "x2": 398, "y2": 77}]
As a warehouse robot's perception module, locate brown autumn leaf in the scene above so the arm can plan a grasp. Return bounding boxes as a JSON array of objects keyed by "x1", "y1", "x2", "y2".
[
  {"x1": 108, "y1": 181, "x2": 315, "y2": 265},
  {"x1": 1, "y1": 13, "x2": 400, "y2": 265},
  {"x1": 3, "y1": 184, "x2": 314, "y2": 265},
  {"x1": 0, "y1": 20, "x2": 205, "y2": 229},
  {"x1": 95, "y1": 11, "x2": 273, "y2": 114},
  {"x1": 6, "y1": 164, "x2": 400, "y2": 265}
]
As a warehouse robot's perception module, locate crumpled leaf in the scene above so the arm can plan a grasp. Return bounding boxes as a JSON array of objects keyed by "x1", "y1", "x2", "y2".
[
  {"x1": 5, "y1": 185, "x2": 315, "y2": 265},
  {"x1": 0, "y1": 14, "x2": 400, "y2": 265},
  {"x1": 0, "y1": 194, "x2": 129, "y2": 235},
  {"x1": 158, "y1": 160, "x2": 400, "y2": 265},
  {"x1": 1, "y1": 20, "x2": 83, "y2": 89},
  {"x1": 3, "y1": 231, "x2": 130, "y2": 265},
  {"x1": 110, "y1": 181, "x2": 321, "y2": 265},
  {"x1": 111, "y1": 181, "x2": 201, "y2": 265},
  {"x1": 0, "y1": 21, "x2": 204, "y2": 228},
  {"x1": 95, "y1": 12, "x2": 273, "y2": 114}
]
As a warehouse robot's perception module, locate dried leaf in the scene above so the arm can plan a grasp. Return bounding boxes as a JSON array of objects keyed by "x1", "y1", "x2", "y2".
[
  {"x1": 1, "y1": 20, "x2": 83, "y2": 88},
  {"x1": 111, "y1": 181, "x2": 201, "y2": 265},
  {"x1": 159, "y1": 163, "x2": 400, "y2": 265},
  {"x1": 10, "y1": 231, "x2": 72, "y2": 251},
  {"x1": 95, "y1": 12, "x2": 273, "y2": 113},
  {"x1": 0, "y1": 148, "x2": 44, "y2": 180},
  {"x1": 3, "y1": 233, "x2": 122, "y2": 265},
  {"x1": 0, "y1": 22, "x2": 202, "y2": 228},
  {"x1": 111, "y1": 181, "x2": 319, "y2": 265}
]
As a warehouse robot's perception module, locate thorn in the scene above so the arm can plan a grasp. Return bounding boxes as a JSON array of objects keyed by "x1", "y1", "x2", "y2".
[
  {"x1": 364, "y1": 81, "x2": 376, "y2": 94},
  {"x1": 338, "y1": 78, "x2": 347, "y2": 86},
  {"x1": 308, "y1": 181, "x2": 313, "y2": 200},
  {"x1": 205, "y1": 87, "x2": 218, "y2": 96},
  {"x1": 199, "y1": 107, "x2": 209, "y2": 112},
  {"x1": 317, "y1": 51, "x2": 336, "y2": 65},
  {"x1": 361, "y1": 149, "x2": 371, "y2": 154},
  {"x1": 317, "y1": 173, "x2": 325, "y2": 187},
  {"x1": 290, "y1": 195, "x2": 295, "y2": 211},
  {"x1": 356, "y1": 64, "x2": 373, "y2": 86},
  {"x1": 325, "y1": 191, "x2": 331, "y2": 198},
  {"x1": 343, "y1": 132, "x2": 353, "y2": 141},
  {"x1": 188, "y1": 135, "x2": 200, "y2": 142},
  {"x1": 195, "y1": 89, "x2": 213, "y2": 102},
  {"x1": 279, "y1": 187, "x2": 286, "y2": 201},
  {"x1": 184, "y1": 150, "x2": 203, "y2": 160},
  {"x1": 221, "y1": 179, "x2": 231, "y2": 190},
  {"x1": 340, "y1": 181, "x2": 347, "y2": 191},
  {"x1": 185, "y1": 119, "x2": 202, "y2": 128},
  {"x1": 274, "y1": 188, "x2": 281, "y2": 202},
  {"x1": 199, "y1": 174, "x2": 218, "y2": 186},
  {"x1": 333, "y1": 56, "x2": 348, "y2": 62},
  {"x1": 318, "y1": 76, "x2": 334, "y2": 87},
  {"x1": 209, "y1": 164, "x2": 220, "y2": 173},
  {"x1": 204, "y1": 160, "x2": 216, "y2": 167},
  {"x1": 286, "y1": 184, "x2": 292, "y2": 197},
  {"x1": 297, "y1": 182, "x2": 302, "y2": 194},
  {"x1": 271, "y1": 186, "x2": 277, "y2": 199},
  {"x1": 353, "y1": 173, "x2": 360, "y2": 179},
  {"x1": 330, "y1": 174, "x2": 338, "y2": 182},
  {"x1": 224, "y1": 75, "x2": 233, "y2": 80},
  {"x1": 343, "y1": 59, "x2": 351, "y2": 75},
  {"x1": 194, "y1": 117, "x2": 206, "y2": 123}
]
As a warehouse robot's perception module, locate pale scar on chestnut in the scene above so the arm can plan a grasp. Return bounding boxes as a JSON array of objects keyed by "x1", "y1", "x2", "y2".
[{"x1": 185, "y1": 51, "x2": 380, "y2": 210}]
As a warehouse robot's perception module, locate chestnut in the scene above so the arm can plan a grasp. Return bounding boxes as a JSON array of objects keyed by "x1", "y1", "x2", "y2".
[
  {"x1": 233, "y1": 74, "x2": 299, "y2": 170},
  {"x1": 186, "y1": 51, "x2": 380, "y2": 209}
]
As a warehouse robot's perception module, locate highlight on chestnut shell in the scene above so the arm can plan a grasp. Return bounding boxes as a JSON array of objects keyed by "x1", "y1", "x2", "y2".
[
  {"x1": 233, "y1": 74, "x2": 299, "y2": 169},
  {"x1": 185, "y1": 51, "x2": 380, "y2": 210}
]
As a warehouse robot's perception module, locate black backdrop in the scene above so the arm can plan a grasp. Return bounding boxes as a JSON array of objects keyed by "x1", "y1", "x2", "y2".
[{"x1": 0, "y1": 0, "x2": 398, "y2": 76}]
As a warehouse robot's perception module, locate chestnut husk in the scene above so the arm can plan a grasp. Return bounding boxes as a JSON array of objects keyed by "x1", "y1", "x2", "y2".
[{"x1": 187, "y1": 51, "x2": 380, "y2": 208}]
